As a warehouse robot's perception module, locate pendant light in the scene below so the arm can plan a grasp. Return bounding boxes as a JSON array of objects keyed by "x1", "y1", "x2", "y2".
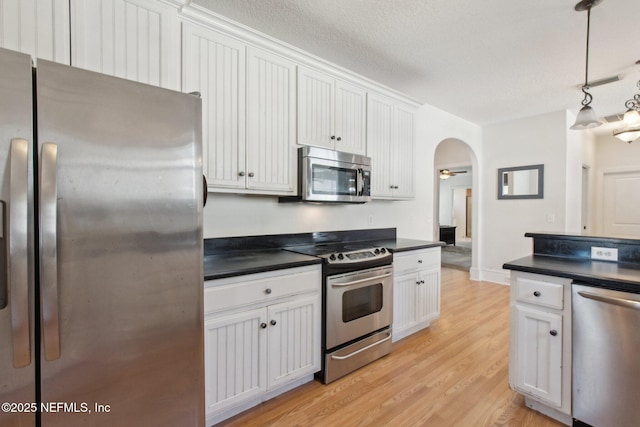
[
  {"x1": 570, "y1": 0, "x2": 603, "y2": 130},
  {"x1": 612, "y1": 78, "x2": 640, "y2": 143}
]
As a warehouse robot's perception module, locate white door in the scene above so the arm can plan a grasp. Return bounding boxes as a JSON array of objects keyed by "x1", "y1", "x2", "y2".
[
  {"x1": 71, "y1": 0, "x2": 179, "y2": 89},
  {"x1": 514, "y1": 305, "x2": 562, "y2": 407},
  {"x1": 603, "y1": 170, "x2": 640, "y2": 237},
  {"x1": 297, "y1": 66, "x2": 334, "y2": 149},
  {"x1": 393, "y1": 272, "x2": 418, "y2": 334},
  {"x1": 204, "y1": 308, "x2": 267, "y2": 415},
  {"x1": 246, "y1": 47, "x2": 296, "y2": 193},
  {"x1": 267, "y1": 295, "x2": 320, "y2": 389},
  {"x1": 391, "y1": 103, "x2": 415, "y2": 199},
  {"x1": 0, "y1": 0, "x2": 70, "y2": 64},
  {"x1": 415, "y1": 269, "x2": 440, "y2": 324},
  {"x1": 366, "y1": 93, "x2": 394, "y2": 198},
  {"x1": 182, "y1": 22, "x2": 246, "y2": 189},
  {"x1": 334, "y1": 80, "x2": 366, "y2": 155}
]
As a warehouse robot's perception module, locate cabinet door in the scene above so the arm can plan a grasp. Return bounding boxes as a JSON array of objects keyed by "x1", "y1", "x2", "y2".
[
  {"x1": 393, "y1": 272, "x2": 418, "y2": 335},
  {"x1": 0, "y1": 0, "x2": 70, "y2": 64},
  {"x1": 246, "y1": 47, "x2": 296, "y2": 194},
  {"x1": 334, "y1": 80, "x2": 366, "y2": 155},
  {"x1": 204, "y1": 308, "x2": 267, "y2": 415},
  {"x1": 391, "y1": 104, "x2": 415, "y2": 199},
  {"x1": 297, "y1": 66, "x2": 334, "y2": 149},
  {"x1": 182, "y1": 22, "x2": 246, "y2": 189},
  {"x1": 267, "y1": 294, "x2": 320, "y2": 390},
  {"x1": 416, "y1": 269, "x2": 440, "y2": 324},
  {"x1": 514, "y1": 305, "x2": 562, "y2": 407},
  {"x1": 366, "y1": 93, "x2": 393, "y2": 198},
  {"x1": 71, "y1": 0, "x2": 179, "y2": 89}
]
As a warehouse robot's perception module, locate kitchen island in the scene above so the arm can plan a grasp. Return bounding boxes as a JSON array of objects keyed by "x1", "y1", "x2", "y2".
[{"x1": 503, "y1": 232, "x2": 640, "y2": 426}]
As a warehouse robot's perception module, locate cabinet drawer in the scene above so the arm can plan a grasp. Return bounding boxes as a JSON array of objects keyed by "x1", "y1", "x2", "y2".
[
  {"x1": 515, "y1": 278, "x2": 564, "y2": 309},
  {"x1": 204, "y1": 267, "x2": 321, "y2": 314},
  {"x1": 394, "y1": 248, "x2": 440, "y2": 274}
]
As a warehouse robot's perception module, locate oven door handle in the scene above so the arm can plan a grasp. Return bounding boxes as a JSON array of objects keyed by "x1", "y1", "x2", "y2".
[
  {"x1": 330, "y1": 273, "x2": 392, "y2": 287},
  {"x1": 330, "y1": 332, "x2": 392, "y2": 360}
]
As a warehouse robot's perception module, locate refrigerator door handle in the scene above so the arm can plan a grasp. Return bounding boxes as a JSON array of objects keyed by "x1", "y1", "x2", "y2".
[
  {"x1": 40, "y1": 142, "x2": 60, "y2": 360},
  {"x1": 8, "y1": 138, "x2": 31, "y2": 368}
]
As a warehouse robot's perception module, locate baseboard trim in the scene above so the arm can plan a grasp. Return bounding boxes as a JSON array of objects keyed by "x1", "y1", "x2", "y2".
[{"x1": 469, "y1": 268, "x2": 510, "y2": 285}]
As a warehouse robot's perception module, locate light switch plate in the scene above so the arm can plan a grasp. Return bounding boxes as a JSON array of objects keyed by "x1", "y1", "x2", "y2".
[{"x1": 591, "y1": 247, "x2": 618, "y2": 262}]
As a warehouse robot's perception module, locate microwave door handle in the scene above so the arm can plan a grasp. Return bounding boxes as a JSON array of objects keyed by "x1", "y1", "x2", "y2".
[
  {"x1": 8, "y1": 138, "x2": 31, "y2": 368},
  {"x1": 356, "y1": 168, "x2": 363, "y2": 196}
]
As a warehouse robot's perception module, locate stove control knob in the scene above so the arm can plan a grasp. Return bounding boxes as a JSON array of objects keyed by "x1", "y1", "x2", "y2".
[
  {"x1": 374, "y1": 248, "x2": 380, "y2": 254},
  {"x1": 329, "y1": 254, "x2": 337, "y2": 261},
  {"x1": 380, "y1": 248, "x2": 387, "y2": 254},
  {"x1": 337, "y1": 253, "x2": 344, "y2": 260}
]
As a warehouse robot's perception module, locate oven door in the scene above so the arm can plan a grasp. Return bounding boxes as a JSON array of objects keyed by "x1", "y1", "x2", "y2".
[
  {"x1": 326, "y1": 265, "x2": 393, "y2": 349},
  {"x1": 303, "y1": 156, "x2": 370, "y2": 203}
]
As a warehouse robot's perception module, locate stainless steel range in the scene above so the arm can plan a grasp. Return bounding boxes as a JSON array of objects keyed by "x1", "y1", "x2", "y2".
[{"x1": 286, "y1": 243, "x2": 393, "y2": 383}]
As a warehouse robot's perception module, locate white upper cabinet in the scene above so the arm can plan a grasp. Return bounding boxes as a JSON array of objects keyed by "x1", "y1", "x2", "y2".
[
  {"x1": 298, "y1": 66, "x2": 366, "y2": 155},
  {"x1": 245, "y1": 47, "x2": 297, "y2": 194},
  {"x1": 182, "y1": 22, "x2": 245, "y2": 190},
  {"x1": 367, "y1": 92, "x2": 416, "y2": 199},
  {"x1": 0, "y1": 0, "x2": 70, "y2": 64},
  {"x1": 70, "y1": 0, "x2": 180, "y2": 90}
]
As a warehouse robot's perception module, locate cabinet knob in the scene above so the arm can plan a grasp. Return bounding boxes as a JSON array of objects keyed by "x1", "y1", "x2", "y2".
[
  {"x1": 270, "y1": 320, "x2": 277, "y2": 326},
  {"x1": 416, "y1": 281, "x2": 421, "y2": 285},
  {"x1": 260, "y1": 323, "x2": 267, "y2": 329},
  {"x1": 238, "y1": 171, "x2": 245, "y2": 177},
  {"x1": 549, "y1": 330, "x2": 558, "y2": 336},
  {"x1": 265, "y1": 288, "x2": 272, "y2": 294},
  {"x1": 336, "y1": 137, "x2": 342, "y2": 141},
  {"x1": 418, "y1": 259, "x2": 423, "y2": 263},
  {"x1": 330, "y1": 135, "x2": 336, "y2": 140},
  {"x1": 390, "y1": 185, "x2": 395, "y2": 189},
  {"x1": 533, "y1": 291, "x2": 541, "y2": 297},
  {"x1": 420, "y1": 280, "x2": 425, "y2": 284},
  {"x1": 248, "y1": 172, "x2": 254, "y2": 177}
]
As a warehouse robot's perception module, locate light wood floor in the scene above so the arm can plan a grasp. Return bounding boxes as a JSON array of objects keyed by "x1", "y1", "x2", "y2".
[{"x1": 219, "y1": 268, "x2": 564, "y2": 426}]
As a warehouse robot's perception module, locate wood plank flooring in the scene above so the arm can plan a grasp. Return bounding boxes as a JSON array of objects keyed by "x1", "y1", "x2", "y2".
[{"x1": 218, "y1": 268, "x2": 565, "y2": 426}]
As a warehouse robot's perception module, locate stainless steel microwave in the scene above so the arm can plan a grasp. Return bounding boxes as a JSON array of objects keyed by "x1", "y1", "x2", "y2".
[{"x1": 280, "y1": 146, "x2": 371, "y2": 203}]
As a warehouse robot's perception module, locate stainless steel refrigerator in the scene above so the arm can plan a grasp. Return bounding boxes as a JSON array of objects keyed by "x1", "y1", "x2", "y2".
[{"x1": 0, "y1": 47, "x2": 204, "y2": 426}]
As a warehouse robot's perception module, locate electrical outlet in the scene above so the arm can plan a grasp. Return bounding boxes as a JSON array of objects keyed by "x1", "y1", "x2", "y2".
[{"x1": 591, "y1": 247, "x2": 618, "y2": 262}]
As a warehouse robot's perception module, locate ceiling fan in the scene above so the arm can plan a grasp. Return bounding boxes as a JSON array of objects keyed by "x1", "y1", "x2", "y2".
[{"x1": 439, "y1": 169, "x2": 468, "y2": 180}]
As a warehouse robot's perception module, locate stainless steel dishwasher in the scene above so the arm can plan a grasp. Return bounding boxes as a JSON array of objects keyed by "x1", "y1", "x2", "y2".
[{"x1": 572, "y1": 283, "x2": 640, "y2": 427}]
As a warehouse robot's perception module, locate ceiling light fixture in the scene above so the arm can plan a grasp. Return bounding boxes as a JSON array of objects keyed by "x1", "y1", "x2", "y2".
[
  {"x1": 612, "y1": 77, "x2": 640, "y2": 143},
  {"x1": 570, "y1": 0, "x2": 603, "y2": 130}
]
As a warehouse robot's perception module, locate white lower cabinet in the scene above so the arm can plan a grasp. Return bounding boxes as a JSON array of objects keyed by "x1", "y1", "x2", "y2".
[
  {"x1": 509, "y1": 272, "x2": 572, "y2": 425},
  {"x1": 204, "y1": 265, "x2": 321, "y2": 426},
  {"x1": 393, "y1": 248, "x2": 441, "y2": 342}
]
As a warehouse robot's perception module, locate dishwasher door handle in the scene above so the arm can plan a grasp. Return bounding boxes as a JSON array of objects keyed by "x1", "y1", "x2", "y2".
[{"x1": 577, "y1": 290, "x2": 640, "y2": 311}]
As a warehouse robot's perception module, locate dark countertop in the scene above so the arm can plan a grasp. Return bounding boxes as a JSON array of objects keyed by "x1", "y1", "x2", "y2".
[
  {"x1": 204, "y1": 250, "x2": 322, "y2": 281},
  {"x1": 503, "y1": 255, "x2": 640, "y2": 292},
  {"x1": 203, "y1": 237, "x2": 444, "y2": 281},
  {"x1": 368, "y1": 238, "x2": 445, "y2": 253}
]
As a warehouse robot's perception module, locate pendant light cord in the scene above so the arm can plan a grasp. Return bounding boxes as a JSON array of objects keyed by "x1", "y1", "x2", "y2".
[{"x1": 581, "y1": 7, "x2": 594, "y2": 106}]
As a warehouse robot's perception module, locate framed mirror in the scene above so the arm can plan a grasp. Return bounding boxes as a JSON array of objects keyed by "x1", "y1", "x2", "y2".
[{"x1": 498, "y1": 164, "x2": 544, "y2": 199}]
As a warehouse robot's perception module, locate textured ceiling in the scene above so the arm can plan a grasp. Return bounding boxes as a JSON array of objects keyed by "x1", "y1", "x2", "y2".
[{"x1": 192, "y1": 0, "x2": 640, "y2": 127}]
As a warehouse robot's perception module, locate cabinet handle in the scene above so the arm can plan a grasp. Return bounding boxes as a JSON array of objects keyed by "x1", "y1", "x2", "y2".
[
  {"x1": 260, "y1": 323, "x2": 267, "y2": 329},
  {"x1": 533, "y1": 291, "x2": 541, "y2": 297},
  {"x1": 549, "y1": 330, "x2": 558, "y2": 336},
  {"x1": 418, "y1": 259, "x2": 423, "y2": 263},
  {"x1": 264, "y1": 288, "x2": 272, "y2": 294},
  {"x1": 248, "y1": 172, "x2": 254, "y2": 177},
  {"x1": 270, "y1": 320, "x2": 277, "y2": 326},
  {"x1": 330, "y1": 135, "x2": 336, "y2": 140},
  {"x1": 390, "y1": 185, "x2": 395, "y2": 189},
  {"x1": 336, "y1": 137, "x2": 342, "y2": 141},
  {"x1": 238, "y1": 171, "x2": 245, "y2": 177}
]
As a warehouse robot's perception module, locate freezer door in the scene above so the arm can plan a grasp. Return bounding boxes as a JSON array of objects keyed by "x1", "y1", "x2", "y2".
[
  {"x1": 36, "y1": 60, "x2": 204, "y2": 426},
  {"x1": 0, "y1": 48, "x2": 36, "y2": 427}
]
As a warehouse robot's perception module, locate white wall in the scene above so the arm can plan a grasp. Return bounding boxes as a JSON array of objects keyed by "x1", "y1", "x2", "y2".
[
  {"x1": 203, "y1": 103, "x2": 482, "y2": 241},
  {"x1": 479, "y1": 111, "x2": 573, "y2": 284}
]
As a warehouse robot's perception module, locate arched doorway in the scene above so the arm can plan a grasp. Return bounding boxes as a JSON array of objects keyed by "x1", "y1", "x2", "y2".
[{"x1": 434, "y1": 139, "x2": 479, "y2": 276}]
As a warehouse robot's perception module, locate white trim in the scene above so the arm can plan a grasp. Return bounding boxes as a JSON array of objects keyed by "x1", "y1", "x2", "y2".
[
  {"x1": 178, "y1": 3, "x2": 422, "y2": 107},
  {"x1": 470, "y1": 267, "x2": 510, "y2": 285}
]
